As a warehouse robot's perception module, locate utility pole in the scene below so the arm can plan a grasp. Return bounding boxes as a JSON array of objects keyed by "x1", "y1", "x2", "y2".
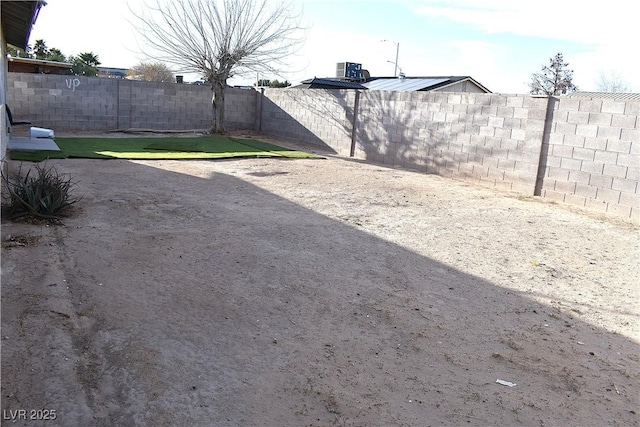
[{"x1": 381, "y1": 39, "x2": 400, "y2": 77}]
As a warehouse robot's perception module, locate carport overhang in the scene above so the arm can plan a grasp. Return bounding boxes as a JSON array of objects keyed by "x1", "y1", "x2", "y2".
[{"x1": 1, "y1": 0, "x2": 46, "y2": 50}]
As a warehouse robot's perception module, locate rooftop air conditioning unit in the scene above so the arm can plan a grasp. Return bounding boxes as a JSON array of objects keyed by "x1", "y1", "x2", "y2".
[{"x1": 336, "y1": 62, "x2": 363, "y2": 80}]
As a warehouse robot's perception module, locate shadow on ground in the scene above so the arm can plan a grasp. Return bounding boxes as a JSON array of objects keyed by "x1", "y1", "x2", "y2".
[{"x1": 1, "y1": 158, "x2": 638, "y2": 427}]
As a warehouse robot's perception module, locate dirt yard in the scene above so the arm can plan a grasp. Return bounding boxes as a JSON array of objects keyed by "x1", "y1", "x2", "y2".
[{"x1": 1, "y1": 135, "x2": 639, "y2": 426}]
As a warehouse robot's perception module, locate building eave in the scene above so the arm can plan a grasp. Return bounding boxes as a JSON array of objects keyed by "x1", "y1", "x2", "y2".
[
  {"x1": 1, "y1": 1, "x2": 47, "y2": 50},
  {"x1": 8, "y1": 56, "x2": 72, "y2": 69}
]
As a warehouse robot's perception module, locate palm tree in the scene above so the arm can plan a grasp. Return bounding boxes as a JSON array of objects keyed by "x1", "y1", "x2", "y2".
[
  {"x1": 47, "y1": 48, "x2": 67, "y2": 63},
  {"x1": 78, "y1": 52, "x2": 100, "y2": 66},
  {"x1": 33, "y1": 39, "x2": 48, "y2": 59},
  {"x1": 71, "y1": 52, "x2": 101, "y2": 76}
]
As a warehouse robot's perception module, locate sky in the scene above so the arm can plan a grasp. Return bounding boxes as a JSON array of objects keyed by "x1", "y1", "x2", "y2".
[{"x1": 27, "y1": 0, "x2": 640, "y2": 93}]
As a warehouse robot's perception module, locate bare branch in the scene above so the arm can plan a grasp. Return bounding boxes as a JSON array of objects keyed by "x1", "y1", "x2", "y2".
[
  {"x1": 130, "y1": 0, "x2": 304, "y2": 80},
  {"x1": 596, "y1": 70, "x2": 631, "y2": 93},
  {"x1": 128, "y1": 0, "x2": 305, "y2": 132}
]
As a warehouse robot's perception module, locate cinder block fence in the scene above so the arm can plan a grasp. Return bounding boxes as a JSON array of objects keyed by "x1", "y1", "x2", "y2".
[
  {"x1": 7, "y1": 73, "x2": 256, "y2": 131},
  {"x1": 261, "y1": 88, "x2": 638, "y2": 220},
  {"x1": 537, "y1": 97, "x2": 639, "y2": 218},
  {"x1": 8, "y1": 73, "x2": 639, "y2": 221}
]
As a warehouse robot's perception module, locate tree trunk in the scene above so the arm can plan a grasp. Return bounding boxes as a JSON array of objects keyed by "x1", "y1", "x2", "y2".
[{"x1": 211, "y1": 82, "x2": 226, "y2": 133}]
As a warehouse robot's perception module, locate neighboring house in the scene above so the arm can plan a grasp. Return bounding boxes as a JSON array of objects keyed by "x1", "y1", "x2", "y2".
[
  {"x1": 362, "y1": 76, "x2": 491, "y2": 93},
  {"x1": 7, "y1": 60, "x2": 127, "y2": 78},
  {"x1": 1, "y1": 0, "x2": 47, "y2": 164},
  {"x1": 292, "y1": 77, "x2": 367, "y2": 90},
  {"x1": 566, "y1": 91, "x2": 640, "y2": 101},
  {"x1": 292, "y1": 76, "x2": 490, "y2": 93},
  {"x1": 8, "y1": 56, "x2": 72, "y2": 74},
  {"x1": 98, "y1": 67, "x2": 128, "y2": 79}
]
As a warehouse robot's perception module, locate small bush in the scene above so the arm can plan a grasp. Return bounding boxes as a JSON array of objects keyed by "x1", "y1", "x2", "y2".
[{"x1": 2, "y1": 164, "x2": 82, "y2": 220}]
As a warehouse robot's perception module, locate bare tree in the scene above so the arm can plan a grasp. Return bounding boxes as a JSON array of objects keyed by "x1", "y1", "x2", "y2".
[
  {"x1": 127, "y1": 62, "x2": 175, "y2": 82},
  {"x1": 529, "y1": 53, "x2": 577, "y2": 95},
  {"x1": 131, "y1": 0, "x2": 304, "y2": 133},
  {"x1": 596, "y1": 70, "x2": 631, "y2": 92}
]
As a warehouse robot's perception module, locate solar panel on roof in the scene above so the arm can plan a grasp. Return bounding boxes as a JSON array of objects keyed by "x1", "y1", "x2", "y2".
[{"x1": 363, "y1": 78, "x2": 449, "y2": 92}]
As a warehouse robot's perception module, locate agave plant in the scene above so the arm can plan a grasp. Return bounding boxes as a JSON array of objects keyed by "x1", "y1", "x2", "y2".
[{"x1": 2, "y1": 163, "x2": 82, "y2": 220}]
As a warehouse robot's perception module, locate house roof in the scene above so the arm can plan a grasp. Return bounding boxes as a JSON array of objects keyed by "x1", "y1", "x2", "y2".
[
  {"x1": 8, "y1": 56, "x2": 72, "y2": 73},
  {"x1": 566, "y1": 91, "x2": 640, "y2": 101},
  {"x1": 362, "y1": 76, "x2": 491, "y2": 93},
  {"x1": 293, "y1": 78, "x2": 367, "y2": 90},
  {"x1": 292, "y1": 75, "x2": 491, "y2": 93},
  {"x1": 98, "y1": 67, "x2": 128, "y2": 78},
  {"x1": 1, "y1": 1, "x2": 46, "y2": 49}
]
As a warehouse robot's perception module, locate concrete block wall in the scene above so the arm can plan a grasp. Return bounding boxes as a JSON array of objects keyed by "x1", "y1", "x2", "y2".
[
  {"x1": 224, "y1": 88, "x2": 257, "y2": 130},
  {"x1": 261, "y1": 88, "x2": 355, "y2": 155},
  {"x1": 260, "y1": 89, "x2": 638, "y2": 220},
  {"x1": 117, "y1": 79, "x2": 213, "y2": 130},
  {"x1": 354, "y1": 91, "x2": 547, "y2": 194},
  {"x1": 7, "y1": 73, "x2": 220, "y2": 131},
  {"x1": 9, "y1": 73, "x2": 118, "y2": 131},
  {"x1": 7, "y1": 72, "x2": 638, "y2": 220},
  {"x1": 538, "y1": 97, "x2": 639, "y2": 219}
]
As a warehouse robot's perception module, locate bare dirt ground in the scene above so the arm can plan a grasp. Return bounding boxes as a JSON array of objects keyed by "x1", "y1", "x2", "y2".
[{"x1": 1, "y1": 133, "x2": 639, "y2": 426}]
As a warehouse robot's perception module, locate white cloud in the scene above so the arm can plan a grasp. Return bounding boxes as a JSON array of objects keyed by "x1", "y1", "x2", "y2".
[
  {"x1": 26, "y1": 0, "x2": 638, "y2": 92},
  {"x1": 413, "y1": 0, "x2": 640, "y2": 91},
  {"x1": 414, "y1": 0, "x2": 639, "y2": 45}
]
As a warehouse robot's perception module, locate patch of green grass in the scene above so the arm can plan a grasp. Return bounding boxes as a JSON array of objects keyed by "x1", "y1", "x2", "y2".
[
  {"x1": 144, "y1": 141, "x2": 205, "y2": 152},
  {"x1": 9, "y1": 135, "x2": 321, "y2": 162},
  {"x1": 8, "y1": 150, "x2": 67, "y2": 162},
  {"x1": 229, "y1": 138, "x2": 317, "y2": 158}
]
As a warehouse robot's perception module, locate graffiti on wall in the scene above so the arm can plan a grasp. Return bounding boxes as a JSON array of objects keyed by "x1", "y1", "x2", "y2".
[{"x1": 65, "y1": 78, "x2": 80, "y2": 92}]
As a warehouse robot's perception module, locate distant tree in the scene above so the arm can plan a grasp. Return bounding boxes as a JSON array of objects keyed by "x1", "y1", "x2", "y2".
[
  {"x1": 269, "y1": 79, "x2": 291, "y2": 88},
  {"x1": 529, "y1": 53, "x2": 577, "y2": 95},
  {"x1": 7, "y1": 45, "x2": 31, "y2": 58},
  {"x1": 596, "y1": 71, "x2": 631, "y2": 92},
  {"x1": 46, "y1": 48, "x2": 67, "y2": 63},
  {"x1": 71, "y1": 52, "x2": 100, "y2": 76},
  {"x1": 126, "y1": 62, "x2": 174, "y2": 82},
  {"x1": 255, "y1": 78, "x2": 291, "y2": 88},
  {"x1": 14, "y1": 40, "x2": 68, "y2": 62}
]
